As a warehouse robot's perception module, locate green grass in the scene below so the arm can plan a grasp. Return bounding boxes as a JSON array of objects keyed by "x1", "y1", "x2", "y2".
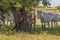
[{"x1": 0, "y1": 25, "x2": 60, "y2": 40}]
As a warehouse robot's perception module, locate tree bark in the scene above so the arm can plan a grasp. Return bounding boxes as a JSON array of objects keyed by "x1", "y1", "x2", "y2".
[{"x1": 10, "y1": 6, "x2": 30, "y2": 32}]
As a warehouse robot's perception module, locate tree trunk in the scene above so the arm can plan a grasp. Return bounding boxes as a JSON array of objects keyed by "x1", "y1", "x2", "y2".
[{"x1": 10, "y1": 6, "x2": 30, "y2": 32}]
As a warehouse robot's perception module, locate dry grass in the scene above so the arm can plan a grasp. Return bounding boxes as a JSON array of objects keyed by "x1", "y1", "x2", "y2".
[
  {"x1": 0, "y1": 32, "x2": 60, "y2": 40},
  {"x1": 0, "y1": 25, "x2": 60, "y2": 40}
]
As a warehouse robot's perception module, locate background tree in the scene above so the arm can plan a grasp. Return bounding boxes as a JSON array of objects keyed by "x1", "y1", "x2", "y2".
[
  {"x1": 0, "y1": 0, "x2": 51, "y2": 32},
  {"x1": 57, "y1": 6, "x2": 60, "y2": 12}
]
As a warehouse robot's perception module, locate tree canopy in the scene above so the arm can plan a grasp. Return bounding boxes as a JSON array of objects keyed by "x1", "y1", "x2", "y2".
[
  {"x1": 0, "y1": 0, "x2": 51, "y2": 32},
  {"x1": 0, "y1": 0, "x2": 50, "y2": 10},
  {"x1": 57, "y1": 6, "x2": 60, "y2": 12}
]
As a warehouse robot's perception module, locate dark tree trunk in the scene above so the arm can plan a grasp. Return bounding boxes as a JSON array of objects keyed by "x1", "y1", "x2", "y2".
[{"x1": 10, "y1": 6, "x2": 30, "y2": 32}]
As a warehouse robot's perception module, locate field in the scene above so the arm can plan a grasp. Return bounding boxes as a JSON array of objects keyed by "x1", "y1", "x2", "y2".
[{"x1": 0, "y1": 25, "x2": 60, "y2": 40}]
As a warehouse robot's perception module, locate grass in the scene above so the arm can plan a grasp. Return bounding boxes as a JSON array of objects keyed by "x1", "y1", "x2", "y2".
[{"x1": 0, "y1": 25, "x2": 60, "y2": 40}]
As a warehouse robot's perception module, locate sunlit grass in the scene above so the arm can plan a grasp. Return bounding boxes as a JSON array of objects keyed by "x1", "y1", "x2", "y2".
[
  {"x1": 0, "y1": 32, "x2": 60, "y2": 40},
  {"x1": 0, "y1": 25, "x2": 60, "y2": 40}
]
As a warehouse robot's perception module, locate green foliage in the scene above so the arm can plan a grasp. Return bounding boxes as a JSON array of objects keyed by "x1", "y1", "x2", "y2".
[
  {"x1": 0, "y1": 0, "x2": 10, "y2": 9},
  {"x1": 57, "y1": 6, "x2": 60, "y2": 11},
  {"x1": 42, "y1": 0, "x2": 50, "y2": 7},
  {"x1": 0, "y1": 0, "x2": 50, "y2": 10}
]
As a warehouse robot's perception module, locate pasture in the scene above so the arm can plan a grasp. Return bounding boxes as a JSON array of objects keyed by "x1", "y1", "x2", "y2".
[
  {"x1": 0, "y1": 25, "x2": 60, "y2": 40},
  {"x1": 0, "y1": 8, "x2": 60, "y2": 40},
  {"x1": 0, "y1": 0, "x2": 60, "y2": 40}
]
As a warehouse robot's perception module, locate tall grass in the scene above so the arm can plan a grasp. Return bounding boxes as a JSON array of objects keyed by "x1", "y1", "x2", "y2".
[{"x1": 0, "y1": 25, "x2": 60, "y2": 40}]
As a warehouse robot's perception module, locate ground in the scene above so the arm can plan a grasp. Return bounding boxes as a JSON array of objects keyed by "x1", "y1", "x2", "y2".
[
  {"x1": 0, "y1": 25, "x2": 60, "y2": 40},
  {"x1": 0, "y1": 33, "x2": 60, "y2": 40}
]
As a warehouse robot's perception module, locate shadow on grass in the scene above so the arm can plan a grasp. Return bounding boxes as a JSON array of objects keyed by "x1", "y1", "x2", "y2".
[
  {"x1": 31, "y1": 25, "x2": 43, "y2": 34},
  {"x1": 46, "y1": 26, "x2": 60, "y2": 36},
  {"x1": 0, "y1": 25, "x2": 60, "y2": 36},
  {"x1": 32, "y1": 25, "x2": 60, "y2": 36},
  {"x1": 0, "y1": 26, "x2": 17, "y2": 35}
]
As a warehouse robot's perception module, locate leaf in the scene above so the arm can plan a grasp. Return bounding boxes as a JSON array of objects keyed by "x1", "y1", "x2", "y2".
[{"x1": 14, "y1": 2, "x2": 22, "y2": 8}]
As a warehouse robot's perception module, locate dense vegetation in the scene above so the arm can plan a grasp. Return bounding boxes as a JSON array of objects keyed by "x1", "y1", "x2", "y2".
[
  {"x1": 0, "y1": 0, "x2": 50, "y2": 32},
  {"x1": 0, "y1": 0, "x2": 60, "y2": 40}
]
